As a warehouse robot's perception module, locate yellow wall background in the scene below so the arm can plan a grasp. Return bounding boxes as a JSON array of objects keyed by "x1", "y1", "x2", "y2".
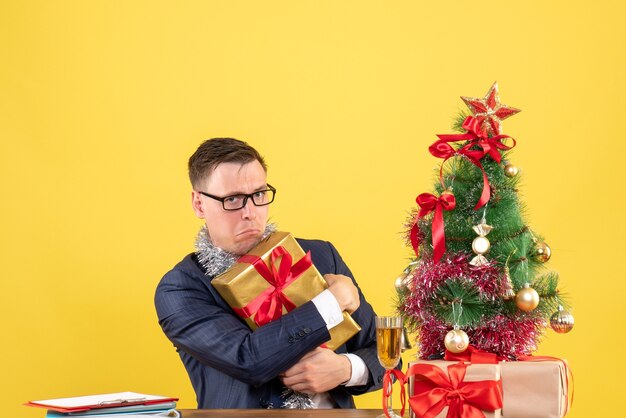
[{"x1": 2, "y1": 1, "x2": 624, "y2": 417}]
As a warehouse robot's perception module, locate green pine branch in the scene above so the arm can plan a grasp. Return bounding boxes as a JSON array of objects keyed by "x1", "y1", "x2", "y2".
[{"x1": 432, "y1": 279, "x2": 500, "y2": 327}]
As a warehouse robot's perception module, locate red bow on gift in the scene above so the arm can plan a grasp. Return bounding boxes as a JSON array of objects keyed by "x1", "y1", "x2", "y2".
[
  {"x1": 428, "y1": 116, "x2": 517, "y2": 210},
  {"x1": 405, "y1": 362, "x2": 503, "y2": 418},
  {"x1": 235, "y1": 246, "x2": 312, "y2": 326},
  {"x1": 410, "y1": 191, "x2": 456, "y2": 263},
  {"x1": 444, "y1": 345, "x2": 506, "y2": 365}
]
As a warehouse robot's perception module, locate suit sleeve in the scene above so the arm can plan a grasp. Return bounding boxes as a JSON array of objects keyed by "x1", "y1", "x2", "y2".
[
  {"x1": 323, "y1": 241, "x2": 399, "y2": 395},
  {"x1": 155, "y1": 267, "x2": 332, "y2": 387}
]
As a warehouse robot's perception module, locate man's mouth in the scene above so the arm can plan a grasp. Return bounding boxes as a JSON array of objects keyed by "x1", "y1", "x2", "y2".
[{"x1": 237, "y1": 229, "x2": 260, "y2": 237}]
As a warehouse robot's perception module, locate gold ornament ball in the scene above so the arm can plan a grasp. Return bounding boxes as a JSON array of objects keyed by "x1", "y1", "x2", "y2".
[
  {"x1": 472, "y1": 236, "x2": 491, "y2": 255},
  {"x1": 550, "y1": 306, "x2": 575, "y2": 333},
  {"x1": 534, "y1": 241, "x2": 552, "y2": 263},
  {"x1": 394, "y1": 272, "x2": 409, "y2": 291},
  {"x1": 504, "y1": 164, "x2": 519, "y2": 177},
  {"x1": 441, "y1": 190, "x2": 455, "y2": 198},
  {"x1": 515, "y1": 283, "x2": 540, "y2": 312},
  {"x1": 444, "y1": 329, "x2": 469, "y2": 353}
]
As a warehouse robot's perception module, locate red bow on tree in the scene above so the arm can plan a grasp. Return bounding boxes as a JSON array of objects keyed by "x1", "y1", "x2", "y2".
[
  {"x1": 428, "y1": 116, "x2": 516, "y2": 210},
  {"x1": 410, "y1": 191, "x2": 456, "y2": 263}
]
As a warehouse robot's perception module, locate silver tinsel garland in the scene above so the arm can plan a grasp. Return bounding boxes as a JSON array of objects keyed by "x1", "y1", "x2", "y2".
[
  {"x1": 194, "y1": 222, "x2": 277, "y2": 277},
  {"x1": 281, "y1": 389, "x2": 315, "y2": 409}
]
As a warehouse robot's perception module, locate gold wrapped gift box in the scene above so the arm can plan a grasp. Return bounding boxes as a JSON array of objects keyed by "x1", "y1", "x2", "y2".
[{"x1": 212, "y1": 231, "x2": 360, "y2": 351}]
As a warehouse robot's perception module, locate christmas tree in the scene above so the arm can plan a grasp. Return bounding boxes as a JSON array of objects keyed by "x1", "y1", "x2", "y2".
[{"x1": 397, "y1": 82, "x2": 574, "y2": 359}]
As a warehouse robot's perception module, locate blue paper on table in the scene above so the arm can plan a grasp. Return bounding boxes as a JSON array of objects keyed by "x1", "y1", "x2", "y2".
[
  {"x1": 46, "y1": 408, "x2": 179, "y2": 417},
  {"x1": 44, "y1": 401, "x2": 176, "y2": 416}
]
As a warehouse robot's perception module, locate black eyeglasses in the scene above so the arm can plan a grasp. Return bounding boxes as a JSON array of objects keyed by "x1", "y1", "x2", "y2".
[{"x1": 198, "y1": 184, "x2": 276, "y2": 211}]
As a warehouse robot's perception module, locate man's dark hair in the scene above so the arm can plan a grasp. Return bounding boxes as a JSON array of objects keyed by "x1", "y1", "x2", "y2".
[{"x1": 188, "y1": 138, "x2": 267, "y2": 188}]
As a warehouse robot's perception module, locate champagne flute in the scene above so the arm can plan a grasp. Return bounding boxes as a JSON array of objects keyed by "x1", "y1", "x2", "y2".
[{"x1": 376, "y1": 316, "x2": 403, "y2": 418}]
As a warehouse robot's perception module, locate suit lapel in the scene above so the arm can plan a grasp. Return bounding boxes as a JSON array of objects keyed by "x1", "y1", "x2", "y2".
[{"x1": 188, "y1": 253, "x2": 237, "y2": 312}]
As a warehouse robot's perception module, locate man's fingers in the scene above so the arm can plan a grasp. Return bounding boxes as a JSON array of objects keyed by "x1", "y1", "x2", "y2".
[
  {"x1": 280, "y1": 348, "x2": 323, "y2": 377},
  {"x1": 287, "y1": 383, "x2": 313, "y2": 393},
  {"x1": 283, "y1": 356, "x2": 315, "y2": 378},
  {"x1": 281, "y1": 364, "x2": 303, "y2": 378},
  {"x1": 281, "y1": 369, "x2": 308, "y2": 386},
  {"x1": 325, "y1": 274, "x2": 360, "y2": 313},
  {"x1": 324, "y1": 274, "x2": 339, "y2": 285},
  {"x1": 281, "y1": 348, "x2": 351, "y2": 394}
]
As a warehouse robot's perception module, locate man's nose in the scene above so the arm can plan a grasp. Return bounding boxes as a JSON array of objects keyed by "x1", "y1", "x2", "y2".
[{"x1": 240, "y1": 197, "x2": 257, "y2": 219}]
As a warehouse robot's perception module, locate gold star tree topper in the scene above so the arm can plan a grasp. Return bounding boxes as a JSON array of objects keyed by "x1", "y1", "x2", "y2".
[{"x1": 461, "y1": 82, "x2": 521, "y2": 136}]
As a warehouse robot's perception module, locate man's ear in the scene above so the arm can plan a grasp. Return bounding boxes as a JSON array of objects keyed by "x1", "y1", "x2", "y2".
[{"x1": 191, "y1": 191, "x2": 205, "y2": 218}]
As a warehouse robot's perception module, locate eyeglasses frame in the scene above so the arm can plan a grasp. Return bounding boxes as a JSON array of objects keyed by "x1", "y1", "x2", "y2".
[{"x1": 197, "y1": 184, "x2": 276, "y2": 211}]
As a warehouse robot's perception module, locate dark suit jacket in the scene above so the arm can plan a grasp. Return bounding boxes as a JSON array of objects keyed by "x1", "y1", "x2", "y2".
[{"x1": 155, "y1": 238, "x2": 388, "y2": 408}]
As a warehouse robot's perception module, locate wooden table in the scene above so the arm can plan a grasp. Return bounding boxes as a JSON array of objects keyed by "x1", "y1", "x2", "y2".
[{"x1": 179, "y1": 409, "x2": 395, "y2": 417}]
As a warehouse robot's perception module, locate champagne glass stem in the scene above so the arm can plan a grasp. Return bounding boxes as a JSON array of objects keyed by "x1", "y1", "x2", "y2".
[{"x1": 386, "y1": 377, "x2": 393, "y2": 416}]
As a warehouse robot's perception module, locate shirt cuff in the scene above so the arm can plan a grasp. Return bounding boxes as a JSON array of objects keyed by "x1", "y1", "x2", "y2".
[
  {"x1": 340, "y1": 353, "x2": 369, "y2": 387},
  {"x1": 311, "y1": 289, "x2": 344, "y2": 330}
]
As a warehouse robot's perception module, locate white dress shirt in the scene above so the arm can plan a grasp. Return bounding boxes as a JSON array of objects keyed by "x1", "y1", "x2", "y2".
[{"x1": 308, "y1": 290, "x2": 369, "y2": 408}]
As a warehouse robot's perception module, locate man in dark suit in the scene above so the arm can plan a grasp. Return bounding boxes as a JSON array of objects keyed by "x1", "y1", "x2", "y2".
[{"x1": 155, "y1": 138, "x2": 388, "y2": 409}]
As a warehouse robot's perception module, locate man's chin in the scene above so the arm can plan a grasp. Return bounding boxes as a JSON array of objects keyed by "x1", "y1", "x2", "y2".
[{"x1": 233, "y1": 234, "x2": 264, "y2": 255}]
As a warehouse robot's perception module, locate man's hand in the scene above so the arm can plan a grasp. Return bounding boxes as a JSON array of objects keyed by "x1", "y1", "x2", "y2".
[
  {"x1": 280, "y1": 347, "x2": 351, "y2": 394},
  {"x1": 324, "y1": 274, "x2": 360, "y2": 313}
]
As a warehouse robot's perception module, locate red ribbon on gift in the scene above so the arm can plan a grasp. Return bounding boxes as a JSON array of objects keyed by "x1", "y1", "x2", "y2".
[
  {"x1": 234, "y1": 246, "x2": 312, "y2": 327},
  {"x1": 444, "y1": 345, "x2": 506, "y2": 365},
  {"x1": 406, "y1": 362, "x2": 503, "y2": 418},
  {"x1": 410, "y1": 191, "x2": 456, "y2": 263},
  {"x1": 428, "y1": 116, "x2": 516, "y2": 210},
  {"x1": 382, "y1": 369, "x2": 407, "y2": 418},
  {"x1": 517, "y1": 355, "x2": 574, "y2": 415}
]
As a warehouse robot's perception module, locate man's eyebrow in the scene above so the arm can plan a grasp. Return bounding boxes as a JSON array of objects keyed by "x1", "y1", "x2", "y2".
[{"x1": 225, "y1": 184, "x2": 268, "y2": 195}]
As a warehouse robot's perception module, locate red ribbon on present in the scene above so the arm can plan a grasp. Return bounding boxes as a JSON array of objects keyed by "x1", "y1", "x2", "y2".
[
  {"x1": 382, "y1": 369, "x2": 407, "y2": 418},
  {"x1": 517, "y1": 355, "x2": 574, "y2": 415},
  {"x1": 410, "y1": 191, "x2": 456, "y2": 263},
  {"x1": 406, "y1": 362, "x2": 502, "y2": 418},
  {"x1": 428, "y1": 116, "x2": 517, "y2": 210},
  {"x1": 234, "y1": 246, "x2": 312, "y2": 327},
  {"x1": 444, "y1": 345, "x2": 506, "y2": 365}
]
